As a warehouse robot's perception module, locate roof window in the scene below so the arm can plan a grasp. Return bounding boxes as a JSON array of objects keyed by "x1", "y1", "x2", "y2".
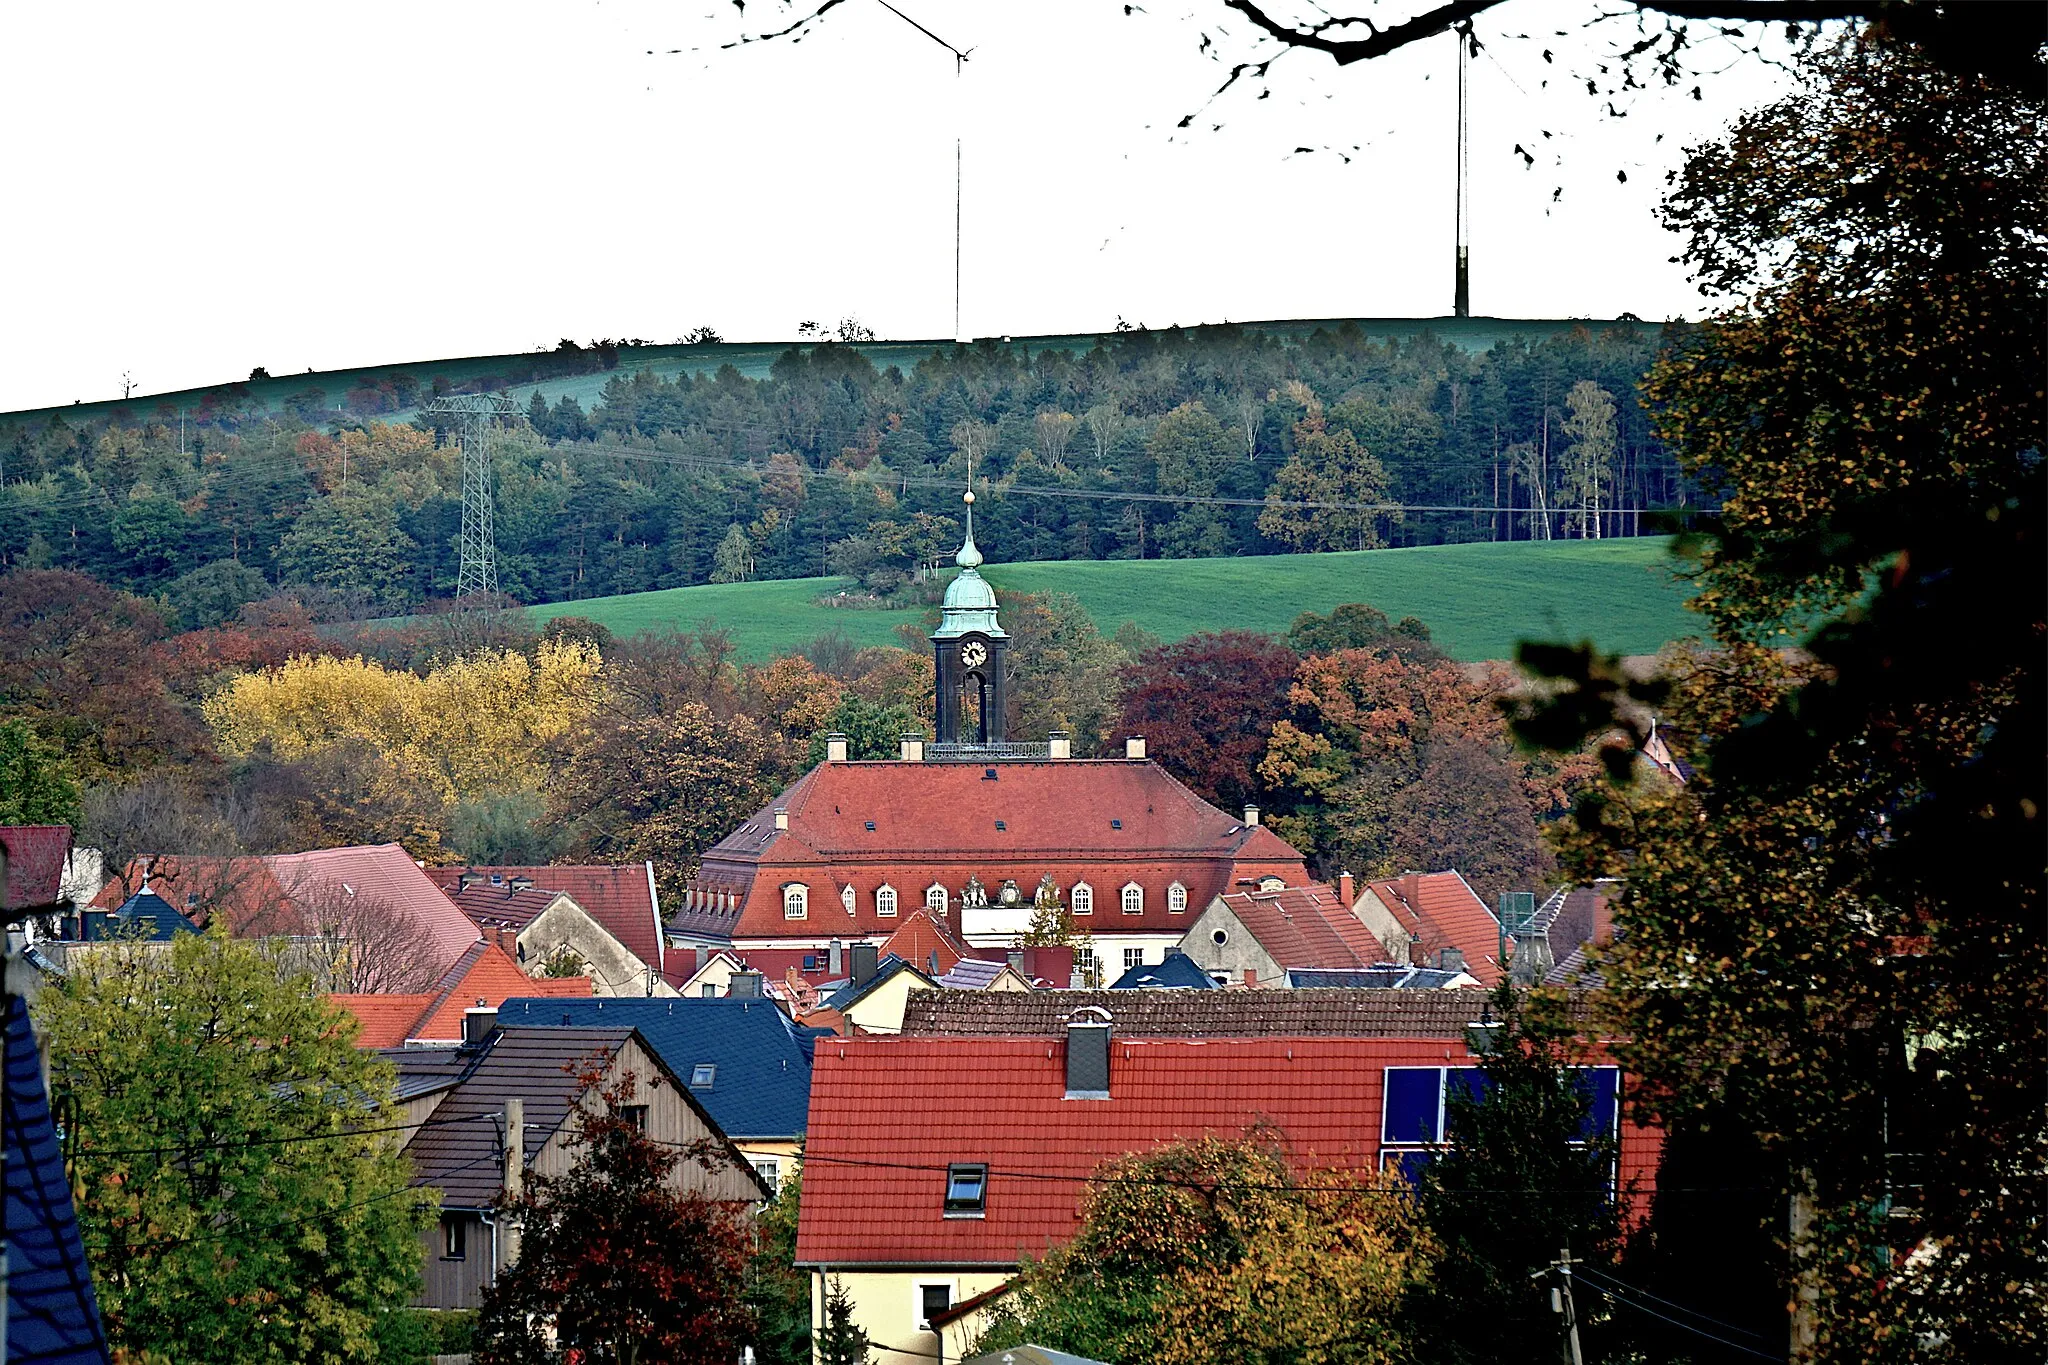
[
  {"x1": 944, "y1": 1163, "x2": 988, "y2": 1216},
  {"x1": 995, "y1": 820, "x2": 1007, "y2": 831},
  {"x1": 983, "y1": 768, "x2": 998, "y2": 780},
  {"x1": 690, "y1": 1064, "x2": 716, "y2": 1089},
  {"x1": 864, "y1": 821, "x2": 876, "y2": 831},
  {"x1": 1110, "y1": 819, "x2": 1122, "y2": 829}
]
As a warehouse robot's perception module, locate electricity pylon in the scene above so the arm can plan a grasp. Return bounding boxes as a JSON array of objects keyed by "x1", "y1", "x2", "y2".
[{"x1": 424, "y1": 393, "x2": 520, "y2": 598}]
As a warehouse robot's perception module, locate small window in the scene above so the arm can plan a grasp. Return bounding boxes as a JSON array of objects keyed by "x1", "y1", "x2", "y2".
[
  {"x1": 864, "y1": 820, "x2": 876, "y2": 831},
  {"x1": 441, "y1": 1215, "x2": 467, "y2": 1260},
  {"x1": 1071, "y1": 883, "x2": 1093, "y2": 915},
  {"x1": 1121, "y1": 883, "x2": 1144, "y2": 915},
  {"x1": 621, "y1": 1105, "x2": 648, "y2": 1130},
  {"x1": 918, "y1": 1282, "x2": 954, "y2": 1330},
  {"x1": 1123, "y1": 947, "x2": 1144, "y2": 971},
  {"x1": 876, "y1": 885, "x2": 898, "y2": 918},
  {"x1": 751, "y1": 1155, "x2": 782, "y2": 1196},
  {"x1": 1074, "y1": 946, "x2": 1095, "y2": 969},
  {"x1": 983, "y1": 768, "x2": 997, "y2": 780},
  {"x1": 1168, "y1": 882, "x2": 1187, "y2": 913},
  {"x1": 802, "y1": 954, "x2": 818, "y2": 971},
  {"x1": 944, "y1": 1163, "x2": 987, "y2": 1216},
  {"x1": 783, "y1": 885, "x2": 808, "y2": 920},
  {"x1": 690, "y1": 1064, "x2": 716, "y2": 1089},
  {"x1": 489, "y1": 874, "x2": 503, "y2": 886},
  {"x1": 700, "y1": 983, "x2": 717, "y2": 998},
  {"x1": 840, "y1": 884, "x2": 856, "y2": 914},
  {"x1": 926, "y1": 884, "x2": 948, "y2": 914},
  {"x1": 1110, "y1": 818, "x2": 1122, "y2": 829},
  {"x1": 994, "y1": 820, "x2": 1006, "y2": 831},
  {"x1": 1212, "y1": 928, "x2": 1229, "y2": 946}
]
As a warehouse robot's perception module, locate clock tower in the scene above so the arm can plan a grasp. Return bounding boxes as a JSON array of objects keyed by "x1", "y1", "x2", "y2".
[{"x1": 931, "y1": 489, "x2": 1008, "y2": 746}]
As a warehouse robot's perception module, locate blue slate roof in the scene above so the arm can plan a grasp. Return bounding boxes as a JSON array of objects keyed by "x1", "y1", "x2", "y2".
[
  {"x1": 104, "y1": 889, "x2": 200, "y2": 941},
  {"x1": 820, "y1": 955, "x2": 936, "y2": 1014},
  {"x1": 5, "y1": 992, "x2": 111, "y2": 1363},
  {"x1": 1110, "y1": 951, "x2": 1220, "y2": 991},
  {"x1": 1286, "y1": 967, "x2": 1469, "y2": 989},
  {"x1": 496, "y1": 997, "x2": 813, "y2": 1141}
]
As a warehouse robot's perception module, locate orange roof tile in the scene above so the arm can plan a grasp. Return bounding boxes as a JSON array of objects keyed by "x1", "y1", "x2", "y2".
[
  {"x1": 1363, "y1": 872, "x2": 1510, "y2": 986},
  {"x1": 1217, "y1": 883, "x2": 1383, "y2": 972},
  {"x1": 328, "y1": 994, "x2": 436, "y2": 1049}
]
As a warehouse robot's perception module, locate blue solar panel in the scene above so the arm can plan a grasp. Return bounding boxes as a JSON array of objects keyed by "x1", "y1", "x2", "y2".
[
  {"x1": 1380, "y1": 1148, "x2": 1437, "y2": 1183},
  {"x1": 1574, "y1": 1066, "x2": 1621, "y2": 1141},
  {"x1": 1382, "y1": 1067, "x2": 1443, "y2": 1144}
]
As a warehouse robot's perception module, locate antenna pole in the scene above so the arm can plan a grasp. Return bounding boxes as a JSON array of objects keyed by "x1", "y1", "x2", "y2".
[
  {"x1": 956, "y1": 133, "x2": 963, "y2": 342},
  {"x1": 1454, "y1": 22, "x2": 1471, "y2": 319}
]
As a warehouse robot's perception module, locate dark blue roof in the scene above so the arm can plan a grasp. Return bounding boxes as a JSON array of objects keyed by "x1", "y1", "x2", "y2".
[
  {"x1": 496, "y1": 997, "x2": 812, "y2": 1140},
  {"x1": 820, "y1": 956, "x2": 935, "y2": 1013},
  {"x1": 1286, "y1": 967, "x2": 1468, "y2": 989},
  {"x1": 6, "y1": 992, "x2": 111, "y2": 1363},
  {"x1": 106, "y1": 889, "x2": 200, "y2": 941},
  {"x1": 1110, "y1": 951, "x2": 1220, "y2": 991}
]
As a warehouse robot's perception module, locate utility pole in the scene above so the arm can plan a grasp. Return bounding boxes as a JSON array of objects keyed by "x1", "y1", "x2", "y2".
[
  {"x1": 1533, "y1": 1247, "x2": 1585, "y2": 1365},
  {"x1": 1453, "y1": 21, "x2": 1472, "y2": 319},
  {"x1": 424, "y1": 393, "x2": 518, "y2": 599},
  {"x1": 500, "y1": 1097, "x2": 524, "y2": 1273},
  {"x1": 873, "y1": 0, "x2": 973, "y2": 342}
]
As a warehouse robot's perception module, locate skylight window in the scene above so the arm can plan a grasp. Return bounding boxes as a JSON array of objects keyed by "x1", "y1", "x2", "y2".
[
  {"x1": 944, "y1": 1163, "x2": 988, "y2": 1216},
  {"x1": 864, "y1": 821, "x2": 876, "y2": 831},
  {"x1": 994, "y1": 820, "x2": 1007, "y2": 831},
  {"x1": 1110, "y1": 819, "x2": 1122, "y2": 829},
  {"x1": 690, "y1": 1064, "x2": 716, "y2": 1089}
]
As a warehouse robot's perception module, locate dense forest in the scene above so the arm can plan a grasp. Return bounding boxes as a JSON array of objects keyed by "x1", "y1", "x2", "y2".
[{"x1": 0, "y1": 322, "x2": 1687, "y2": 622}]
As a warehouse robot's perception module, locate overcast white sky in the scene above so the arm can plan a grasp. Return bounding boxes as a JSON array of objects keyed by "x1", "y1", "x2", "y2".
[{"x1": 0, "y1": 1, "x2": 1798, "y2": 411}]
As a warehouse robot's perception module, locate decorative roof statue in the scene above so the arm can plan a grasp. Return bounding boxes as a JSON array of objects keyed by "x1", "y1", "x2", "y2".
[
  {"x1": 1033, "y1": 873, "x2": 1062, "y2": 910},
  {"x1": 998, "y1": 879, "x2": 1023, "y2": 907},
  {"x1": 961, "y1": 874, "x2": 988, "y2": 909}
]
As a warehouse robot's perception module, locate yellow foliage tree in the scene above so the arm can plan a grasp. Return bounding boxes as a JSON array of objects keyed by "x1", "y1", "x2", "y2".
[{"x1": 205, "y1": 640, "x2": 604, "y2": 805}]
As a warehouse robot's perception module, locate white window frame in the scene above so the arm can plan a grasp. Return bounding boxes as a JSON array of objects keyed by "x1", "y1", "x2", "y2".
[
  {"x1": 1167, "y1": 881, "x2": 1188, "y2": 913},
  {"x1": 1121, "y1": 882, "x2": 1144, "y2": 915},
  {"x1": 750, "y1": 1154, "x2": 782, "y2": 1196},
  {"x1": 926, "y1": 883, "x2": 948, "y2": 914},
  {"x1": 1073, "y1": 945, "x2": 1095, "y2": 969},
  {"x1": 1071, "y1": 882, "x2": 1094, "y2": 915},
  {"x1": 914, "y1": 1279, "x2": 960, "y2": 1332},
  {"x1": 783, "y1": 884, "x2": 808, "y2": 920},
  {"x1": 1123, "y1": 946, "x2": 1145, "y2": 971},
  {"x1": 840, "y1": 884, "x2": 856, "y2": 914},
  {"x1": 876, "y1": 884, "x2": 898, "y2": 917}
]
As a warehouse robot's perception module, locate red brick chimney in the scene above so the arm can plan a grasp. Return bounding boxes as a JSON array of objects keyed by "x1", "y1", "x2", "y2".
[{"x1": 1338, "y1": 870, "x2": 1355, "y2": 905}]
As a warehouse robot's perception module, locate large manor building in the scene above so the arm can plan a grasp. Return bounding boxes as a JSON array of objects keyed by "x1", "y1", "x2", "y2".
[{"x1": 673, "y1": 494, "x2": 1311, "y2": 979}]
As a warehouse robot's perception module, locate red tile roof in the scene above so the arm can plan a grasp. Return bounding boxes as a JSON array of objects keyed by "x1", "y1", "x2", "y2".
[
  {"x1": 0, "y1": 826, "x2": 72, "y2": 911},
  {"x1": 696, "y1": 758, "x2": 1307, "y2": 940},
  {"x1": 444, "y1": 885, "x2": 564, "y2": 932},
  {"x1": 1216, "y1": 883, "x2": 1384, "y2": 972},
  {"x1": 879, "y1": 908, "x2": 971, "y2": 976},
  {"x1": 796, "y1": 1034, "x2": 1662, "y2": 1266},
  {"x1": 425, "y1": 864, "x2": 662, "y2": 976},
  {"x1": 327, "y1": 943, "x2": 591, "y2": 1046},
  {"x1": 1361, "y1": 872, "x2": 1511, "y2": 987}
]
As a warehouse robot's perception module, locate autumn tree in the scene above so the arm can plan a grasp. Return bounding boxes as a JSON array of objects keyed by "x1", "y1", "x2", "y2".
[
  {"x1": 1519, "y1": 33, "x2": 2045, "y2": 1361},
  {"x1": 1285, "y1": 602, "x2": 1441, "y2": 661},
  {"x1": 1146, "y1": 400, "x2": 1237, "y2": 558},
  {"x1": 973, "y1": 1134, "x2": 1435, "y2": 1365},
  {"x1": 1557, "y1": 380, "x2": 1617, "y2": 539},
  {"x1": 41, "y1": 930, "x2": 429, "y2": 1363},
  {"x1": 1112, "y1": 630, "x2": 1299, "y2": 810},
  {"x1": 477, "y1": 1071, "x2": 756, "y2": 1365}
]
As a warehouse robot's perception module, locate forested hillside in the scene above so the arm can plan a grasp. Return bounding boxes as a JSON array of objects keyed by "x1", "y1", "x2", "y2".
[{"x1": 0, "y1": 321, "x2": 1688, "y2": 622}]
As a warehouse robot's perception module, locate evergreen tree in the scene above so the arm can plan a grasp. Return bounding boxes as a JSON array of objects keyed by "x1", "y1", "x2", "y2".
[{"x1": 814, "y1": 1279, "x2": 871, "y2": 1365}]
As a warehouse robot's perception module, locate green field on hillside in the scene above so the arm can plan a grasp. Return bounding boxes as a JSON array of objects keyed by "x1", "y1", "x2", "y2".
[{"x1": 527, "y1": 538, "x2": 1699, "y2": 663}]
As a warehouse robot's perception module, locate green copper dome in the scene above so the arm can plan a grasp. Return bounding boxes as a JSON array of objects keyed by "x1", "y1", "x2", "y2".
[{"x1": 932, "y1": 489, "x2": 1006, "y2": 639}]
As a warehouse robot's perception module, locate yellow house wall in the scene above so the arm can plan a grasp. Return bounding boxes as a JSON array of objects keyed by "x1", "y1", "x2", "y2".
[
  {"x1": 811, "y1": 1268, "x2": 1013, "y2": 1365},
  {"x1": 841, "y1": 971, "x2": 928, "y2": 1035}
]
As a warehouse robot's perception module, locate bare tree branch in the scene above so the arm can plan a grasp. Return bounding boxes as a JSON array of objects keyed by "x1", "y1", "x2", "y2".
[{"x1": 1219, "y1": 0, "x2": 1502, "y2": 65}]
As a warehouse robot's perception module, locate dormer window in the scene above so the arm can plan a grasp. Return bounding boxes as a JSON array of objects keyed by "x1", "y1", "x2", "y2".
[
  {"x1": 876, "y1": 885, "x2": 898, "y2": 917},
  {"x1": 1070, "y1": 883, "x2": 1094, "y2": 916},
  {"x1": 783, "y1": 884, "x2": 809, "y2": 920},
  {"x1": 1257, "y1": 875, "x2": 1287, "y2": 893},
  {"x1": 1121, "y1": 883, "x2": 1144, "y2": 915},
  {"x1": 926, "y1": 884, "x2": 949, "y2": 915},
  {"x1": 841, "y1": 884, "x2": 856, "y2": 914},
  {"x1": 1168, "y1": 882, "x2": 1188, "y2": 913}
]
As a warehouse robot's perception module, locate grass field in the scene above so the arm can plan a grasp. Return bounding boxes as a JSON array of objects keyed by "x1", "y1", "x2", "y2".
[{"x1": 526, "y1": 538, "x2": 1699, "y2": 663}]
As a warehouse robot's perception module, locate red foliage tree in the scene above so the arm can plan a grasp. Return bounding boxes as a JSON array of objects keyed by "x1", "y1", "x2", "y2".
[
  {"x1": 477, "y1": 1070, "x2": 757, "y2": 1365},
  {"x1": 1112, "y1": 630, "x2": 1299, "y2": 811}
]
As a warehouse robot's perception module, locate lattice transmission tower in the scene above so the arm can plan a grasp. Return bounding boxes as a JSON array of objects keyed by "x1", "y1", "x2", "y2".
[{"x1": 424, "y1": 393, "x2": 520, "y2": 598}]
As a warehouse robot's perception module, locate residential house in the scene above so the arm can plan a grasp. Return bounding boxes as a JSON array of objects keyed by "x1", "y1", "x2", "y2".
[
  {"x1": 496, "y1": 995, "x2": 818, "y2": 1193},
  {"x1": 439, "y1": 877, "x2": 673, "y2": 997},
  {"x1": 1351, "y1": 871, "x2": 1514, "y2": 986},
  {"x1": 1177, "y1": 880, "x2": 1388, "y2": 987},
  {"x1": 806, "y1": 948, "x2": 941, "y2": 1036},
  {"x1": 934, "y1": 957, "x2": 1033, "y2": 992},
  {"x1": 1285, "y1": 966, "x2": 1477, "y2": 989},
  {"x1": 1108, "y1": 948, "x2": 1219, "y2": 990},
  {"x1": 1510, "y1": 880, "x2": 1622, "y2": 987},
  {"x1": 424, "y1": 863, "x2": 671, "y2": 990},
  {"x1": 0, "y1": 825, "x2": 73, "y2": 919},
  {"x1": 328, "y1": 942, "x2": 592, "y2": 1048},
  {"x1": 798, "y1": 1010, "x2": 1657, "y2": 1362},
  {"x1": 390, "y1": 1021, "x2": 766, "y2": 1310}
]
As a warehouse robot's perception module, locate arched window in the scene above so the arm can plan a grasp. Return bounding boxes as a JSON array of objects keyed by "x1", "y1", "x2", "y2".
[
  {"x1": 840, "y1": 884, "x2": 856, "y2": 914},
  {"x1": 1070, "y1": 882, "x2": 1094, "y2": 915},
  {"x1": 1121, "y1": 882, "x2": 1144, "y2": 915},
  {"x1": 926, "y1": 884, "x2": 949, "y2": 914},
  {"x1": 1168, "y1": 882, "x2": 1188, "y2": 913},
  {"x1": 783, "y1": 884, "x2": 808, "y2": 920},
  {"x1": 876, "y1": 885, "x2": 898, "y2": 918}
]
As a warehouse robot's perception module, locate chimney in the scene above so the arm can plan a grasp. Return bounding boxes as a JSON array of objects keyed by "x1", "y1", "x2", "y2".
[
  {"x1": 1339, "y1": 870, "x2": 1355, "y2": 905},
  {"x1": 1243, "y1": 804, "x2": 1260, "y2": 826},
  {"x1": 826, "y1": 732, "x2": 849, "y2": 763},
  {"x1": 462, "y1": 1005, "x2": 498, "y2": 1046},
  {"x1": 899, "y1": 733, "x2": 925, "y2": 762},
  {"x1": 728, "y1": 970, "x2": 764, "y2": 998},
  {"x1": 508, "y1": 875, "x2": 535, "y2": 893},
  {"x1": 694, "y1": 945, "x2": 708, "y2": 972},
  {"x1": 1124, "y1": 735, "x2": 1147, "y2": 761},
  {"x1": 1048, "y1": 730, "x2": 1071, "y2": 759},
  {"x1": 773, "y1": 809, "x2": 790, "y2": 831},
  {"x1": 850, "y1": 942, "x2": 879, "y2": 987},
  {"x1": 828, "y1": 939, "x2": 844, "y2": 976},
  {"x1": 1438, "y1": 947, "x2": 1466, "y2": 974},
  {"x1": 458, "y1": 872, "x2": 481, "y2": 892},
  {"x1": 493, "y1": 927, "x2": 519, "y2": 958},
  {"x1": 1007, "y1": 949, "x2": 1025, "y2": 971},
  {"x1": 1064, "y1": 1008, "x2": 1112, "y2": 1099}
]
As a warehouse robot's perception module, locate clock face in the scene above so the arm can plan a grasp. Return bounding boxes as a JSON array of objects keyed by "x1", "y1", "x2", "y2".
[{"x1": 959, "y1": 641, "x2": 988, "y2": 669}]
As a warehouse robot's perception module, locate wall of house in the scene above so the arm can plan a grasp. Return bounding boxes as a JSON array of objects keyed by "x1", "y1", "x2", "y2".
[
  {"x1": 1175, "y1": 903, "x2": 1284, "y2": 987},
  {"x1": 674, "y1": 952, "x2": 741, "y2": 998},
  {"x1": 1350, "y1": 889, "x2": 1411, "y2": 962},
  {"x1": 416, "y1": 1211, "x2": 495, "y2": 1310},
  {"x1": 518, "y1": 900, "x2": 675, "y2": 998},
  {"x1": 842, "y1": 972, "x2": 929, "y2": 1035},
  {"x1": 811, "y1": 1267, "x2": 1013, "y2": 1365},
  {"x1": 734, "y1": 1138, "x2": 802, "y2": 1198},
  {"x1": 1059, "y1": 931, "x2": 1184, "y2": 986}
]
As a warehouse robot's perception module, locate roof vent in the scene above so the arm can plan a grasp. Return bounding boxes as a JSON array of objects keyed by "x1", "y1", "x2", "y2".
[
  {"x1": 826, "y1": 733, "x2": 849, "y2": 763},
  {"x1": 1124, "y1": 735, "x2": 1147, "y2": 760},
  {"x1": 1064, "y1": 1006, "x2": 1113, "y2": 1100},
  {"x1": 773, "y1": 809, "x2": 790, "y2": 831},
  {"x1": 508, "y1": 875, "x2": 535, "y2": 893},
  {"x1": 728, "y1": 970, "x2": 764, "y2": 998}
]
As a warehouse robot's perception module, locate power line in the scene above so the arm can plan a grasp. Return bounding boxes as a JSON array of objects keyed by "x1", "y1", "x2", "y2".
[
  {"x1": 1571, "y1": 1275, "x2": 1782, "y2": 1361},
  {"x1": 68, "y1": 1108, "x2": 500, "y2": 1161},
  {"x1": 1572, "y1": 1264, "x2": 1776, "y2": 1348}
]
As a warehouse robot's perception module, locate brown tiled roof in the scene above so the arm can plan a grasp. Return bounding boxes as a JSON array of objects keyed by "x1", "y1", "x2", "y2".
[
  {"x1": 0, "y1": 825, "x2": 71, "y2": 911},
  {"x1": 445, "y1": 885, "x2": 564, "y2": 932},
  {"x1": 1362, "y1": 872, "x2": 1510, "y2": 986},
  {"x1": 426, "y1": 864, "x2": 664, "y2": 977},
  {"x1": 900, "y1": 986, "x2": 1503, "y2": 1039},
  {"x1": 1217, "y1": 883, "x2": 1383, "y2": 971}
]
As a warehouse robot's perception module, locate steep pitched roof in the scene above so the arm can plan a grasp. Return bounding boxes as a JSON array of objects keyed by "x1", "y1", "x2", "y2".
[
  {"x1": 106, "y1": 889, "x2": 200, "y2": 941},
  {"x1": 1286, "y1": 967, "x2": 1474, "y2": 989},
  {"x1": 823, "y1": 956, "x2": 939, "y2": 1013},
  {"x1": 1214, "y1": 883, "x2": 1383, "y2": 972},
  {"x1": 330, "y1": 994, "x2": 437, "y2": 1049},
  {"x1": 444, "y1": 885, "x2": 565, "y2": 932},
  {"x1": 5, "y1": 994, "x2": 109, "y2": 1362},
  {"x1": 1361, "y1": 872, "x2": 1511, "y2": 986},
  {"x1": 425, "y1": 864, "x2": 663, "y2": 977},
  {"x1": 879, "y1": 908, "x2": 972, "y2": 977},
  {"x1": 0, "y1": 826, "x2": 72, "y2": 912},
  {"x1": 326, "y1": 943, "x2": 589, "y2": 1047},
  {"x1": 937, "y1": 957, "x2": 1009, "y2": 990},
  {"x1": 1110, "y1": 951, "x2": 1219, "y2": 990},
  {"x1": 497, "y1": 997, "x2": 814, "y2": 1141},
  {"x1": 901, "y1": 986, "x2": 1516, "y2": 1038}
]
